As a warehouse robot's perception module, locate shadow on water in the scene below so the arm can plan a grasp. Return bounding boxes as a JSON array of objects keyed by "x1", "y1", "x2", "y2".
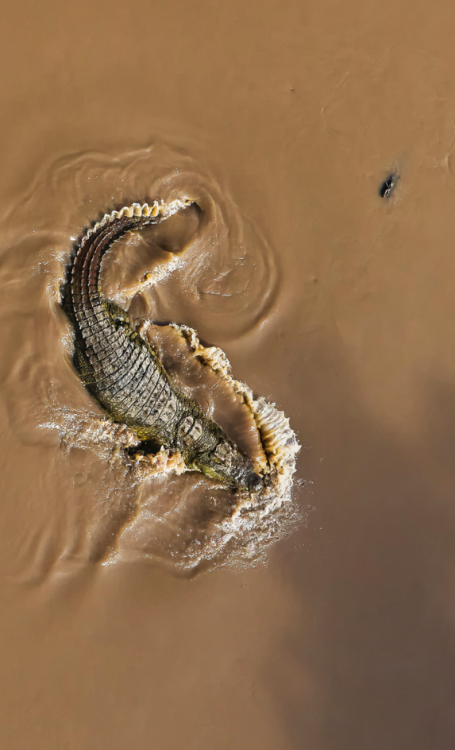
[{"x1": 267, "y1": 344, "x2": 455, "y2": 750}]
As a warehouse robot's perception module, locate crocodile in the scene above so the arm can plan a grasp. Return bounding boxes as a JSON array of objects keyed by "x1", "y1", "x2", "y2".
[{"x1": 62, "y1": 198, "x2": 263, "y2": 493}]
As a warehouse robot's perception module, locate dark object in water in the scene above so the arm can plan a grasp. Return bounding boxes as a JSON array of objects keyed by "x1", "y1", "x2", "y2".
[
  {"x1": 62, "y1": 200, "x2": 263, "y2": 494},
  {"x1": 379, "y1": 173, "x2": 399, "y2": 199}
]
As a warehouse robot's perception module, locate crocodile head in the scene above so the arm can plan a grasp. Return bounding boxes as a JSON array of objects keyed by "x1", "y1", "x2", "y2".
[{"x1": 193, "y1": 439, "x2": 263, "y2": 494}]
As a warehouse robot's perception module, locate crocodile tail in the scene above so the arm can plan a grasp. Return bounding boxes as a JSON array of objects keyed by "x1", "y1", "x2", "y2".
[{"x1": 69, "y1": 199, "x2": 194, "y2": 317}]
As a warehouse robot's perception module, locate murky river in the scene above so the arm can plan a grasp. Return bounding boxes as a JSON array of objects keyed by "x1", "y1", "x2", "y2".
[{"x1": 1, "y1": 0, "x2": 455, "y2": 747}]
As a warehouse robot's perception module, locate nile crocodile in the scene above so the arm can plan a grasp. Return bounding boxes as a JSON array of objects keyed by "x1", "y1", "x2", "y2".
[{"x1": 62, "y1": 198, "x2": 263, "y2": 493}]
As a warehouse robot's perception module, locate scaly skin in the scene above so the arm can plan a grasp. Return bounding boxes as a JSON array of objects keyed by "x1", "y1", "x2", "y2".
[{"x1": 63, "y1": 199, "x2": 263, "y2": 493}]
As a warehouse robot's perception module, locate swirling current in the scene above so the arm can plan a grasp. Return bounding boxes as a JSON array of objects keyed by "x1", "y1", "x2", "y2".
[{"x1": 0, "y1": 144, "x2": 301, "y2": 578}]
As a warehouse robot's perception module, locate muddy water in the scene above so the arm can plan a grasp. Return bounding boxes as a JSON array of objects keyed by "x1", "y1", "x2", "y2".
[{"x1": 1, "y1": 0, "x2": 455, "y2": 748}]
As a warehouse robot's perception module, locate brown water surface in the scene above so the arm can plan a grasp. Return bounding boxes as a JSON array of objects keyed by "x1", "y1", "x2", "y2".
[{"x1": 1, "y1": 0, "x2": 455, "y2": 747}]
